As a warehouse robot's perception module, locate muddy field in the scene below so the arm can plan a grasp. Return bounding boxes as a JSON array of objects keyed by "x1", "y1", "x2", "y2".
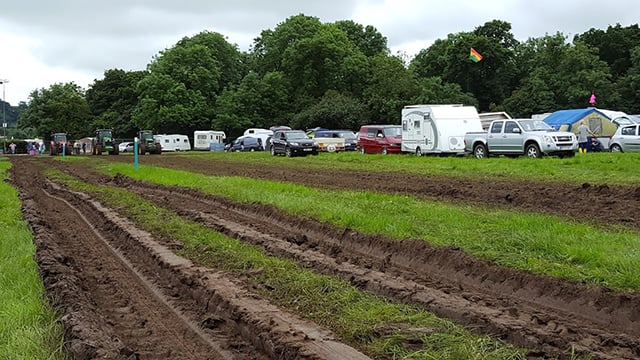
[{"x1": 8, "y1": 155, "x2": 640, "y2": 359}]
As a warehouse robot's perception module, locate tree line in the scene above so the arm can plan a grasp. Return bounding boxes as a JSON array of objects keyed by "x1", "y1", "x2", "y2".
[{"x1": 15, "y1": 14, "x2": 640, "y2": 141}]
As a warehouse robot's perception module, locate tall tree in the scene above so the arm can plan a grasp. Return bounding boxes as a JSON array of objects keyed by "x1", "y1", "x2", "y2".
[
  {"x1": 333, "y1": 20, "x2": 388, "y2": 57},
  {"x1": 133, "y1": 31, "x2": 244, "y2": 135},
  {"x1": 574, "y1": 24, "x2": 640, "y2": 79},
  {"x1": 86, "y1": 69, "x2": 147, "y2": 138},
  {"x1": 18, "y1": 82, "x2": 92, "y2": 140}
]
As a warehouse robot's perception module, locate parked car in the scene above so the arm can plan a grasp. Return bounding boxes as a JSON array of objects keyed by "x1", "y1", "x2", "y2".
[
  {"x1": 270, "y1": 130, "x2": 318, "y2": 157},
  {"x1": 118, "y1": 142, "x2": 134, "y2": 153},
  {"x1": 313, "y1": 130, "x2": 358, "y2": 151},
  {"x1": 225, "y1": 136, "x2": 263, "y2": 152},
  {"x1": 357, "y1": 125, "x2": 402, "y2": 154},
  {"x1": 609, "y1": 123, "x2": 640, "y2": 152}
]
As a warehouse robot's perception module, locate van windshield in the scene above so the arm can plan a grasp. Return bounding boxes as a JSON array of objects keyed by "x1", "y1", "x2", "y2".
[
  {"x1": 383, "y1": 126, "x2": 402, "y2": 137},
  {"x1": 336, "y1": 131, "x2": 356, "y2": 139},
  {"x1": 285, "y1": 131, "x2": 308, "y2": 140}
]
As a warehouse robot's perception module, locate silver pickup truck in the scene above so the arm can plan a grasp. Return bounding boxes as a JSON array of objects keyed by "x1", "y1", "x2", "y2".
[{"x1": 464, "y1": 119, "x2": 578, "y2": 158}]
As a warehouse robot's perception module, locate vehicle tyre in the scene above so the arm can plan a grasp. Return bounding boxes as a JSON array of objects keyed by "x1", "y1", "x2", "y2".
[
  {"x1": 312, "y1": 151, "x2": 318, "y2": 156},
  {"x1": 610, "y1": 144, "x2": 622, "y2": 152},
  {"x1": 270, "y1": 146, "x2": 276, "y2": 156},
  {"x1": 525, "y1": 143, "x2": 542, "y2": 158},
  {"x1": 359, "y1": 147, "x2": 365, "y2": 155},
  {"x1": 415, "y1": 147, "x2": 422, "y2": 157},
  {"x1": 285, "y1": 147, "x2": 293, "y2": 157},
  {"x1": 473, "y1": 144, "x2": 487, "y2": 159},
  {"x1": 250, "y1": 147, "x2": 255, "y2": 152},
  {"x1": 381, "y1": 147, "x2": 388, "y2": 155}
]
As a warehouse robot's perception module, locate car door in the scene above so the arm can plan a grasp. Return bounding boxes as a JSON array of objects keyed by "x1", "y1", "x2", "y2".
[
  {"x1": 272, "y1": 132, "x2": 286, "y2": 153},
  {"x1": 486, "y1": 121, "x2": 504, "y2": 152},
  {"x1": 502, "y1": 121, "x2": 524, "y2": 153},
  {"x1": 625, "y1": 125, "x2": 640, "y2": 152}
]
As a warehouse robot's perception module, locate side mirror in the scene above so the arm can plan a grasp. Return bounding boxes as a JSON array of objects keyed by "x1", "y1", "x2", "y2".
[{"x1": 512, "y1": 127, "x2": 521, "y2": 134}]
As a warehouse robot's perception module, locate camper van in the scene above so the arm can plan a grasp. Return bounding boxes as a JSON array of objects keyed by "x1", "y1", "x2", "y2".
[
  {"x1": 243, "y1": 128, "x2": 273, "y2": 150},
  {"x1": 154, "y1": 134, "x2": 191, "y2": 152},
  {"x1": 194, "y1": 130, "x2": 226, "y2": 151},
  {"x1": 401, "y1": 104, "x2": 483, "y2": 156}
]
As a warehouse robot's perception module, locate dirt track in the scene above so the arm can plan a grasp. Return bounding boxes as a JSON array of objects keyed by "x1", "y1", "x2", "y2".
[{"x1": 8, "y1": 155, "x2": 640, "y2": 359}]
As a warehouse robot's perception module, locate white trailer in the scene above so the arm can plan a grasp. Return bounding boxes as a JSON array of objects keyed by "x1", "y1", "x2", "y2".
[
  {"x1": 194, "y1": 130, "x2": 226, "y2": 151},
  {"x1": 243, "y1": 128, "x2": 273, "y2": 150},
  {"x1": 154, "y1": 134, "x2": 191, "y2": 151},
  {"x1": 401, "y1": 104, "x2": 483, "y2": 155}
]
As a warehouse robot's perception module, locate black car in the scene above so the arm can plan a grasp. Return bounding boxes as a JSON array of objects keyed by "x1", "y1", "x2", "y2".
[
  {"x1": 270, "y1": 130, "x2": 318, "y2": 157},
  {"x1": 225, "y1": 136, "x2": 263, "y2": 152}
]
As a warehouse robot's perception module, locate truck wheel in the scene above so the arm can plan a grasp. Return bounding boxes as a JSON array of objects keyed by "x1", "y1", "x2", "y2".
[
  {"x1": 381, "y1": 147, "x2": 388, "y2": 155},
  {"x1": 473, "y1": 144, "x2": 487, "y2": 159},
  {"x1": 525, "y1": 143, "x2": 542, "y2": 158},
  {"x1": 415, "y1": 147, "x2": 422, "y2": 157}
]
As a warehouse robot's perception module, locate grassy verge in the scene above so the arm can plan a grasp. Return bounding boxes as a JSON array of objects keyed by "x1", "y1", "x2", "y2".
[
  {"x1": 0, "y1": 161, "x2": 65, "y2": 359},
  {"x1": 49, "y1": 168, "x2": 528, "y2": 359},
  {"x1": 176, "y1": 150, "x2": 640, "y2": 186},
  {"x1": 95, "y1": 161, "x2": 640, "y2": 290}
]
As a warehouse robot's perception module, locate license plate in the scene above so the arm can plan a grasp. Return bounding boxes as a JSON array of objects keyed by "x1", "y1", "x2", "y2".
[{"x1": 303, "y1": 148, "x2": 312, "y2": 151}]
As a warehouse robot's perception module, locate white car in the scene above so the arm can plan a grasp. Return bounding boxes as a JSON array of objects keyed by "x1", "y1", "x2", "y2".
[
  {"x1": 609, "y1": 124, "x2": 640, "y2": 152},
  {"x1": 118, "y1": 142, "x2": 134, "y2": 152}
]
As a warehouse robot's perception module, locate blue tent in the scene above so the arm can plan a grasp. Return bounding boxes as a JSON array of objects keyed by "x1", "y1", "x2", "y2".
[{"x1": 543, "y1": 108, "x2": 607, "y2": 131}]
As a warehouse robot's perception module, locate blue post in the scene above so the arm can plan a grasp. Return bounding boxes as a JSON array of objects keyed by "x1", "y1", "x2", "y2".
[{"x1": 134, "y1": 137, "x2": 139, "y2": 171}]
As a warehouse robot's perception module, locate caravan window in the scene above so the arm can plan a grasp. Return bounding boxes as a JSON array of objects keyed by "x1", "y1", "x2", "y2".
[{"x1": 414, "y1": 120, "x2": 420, "y2": 129}]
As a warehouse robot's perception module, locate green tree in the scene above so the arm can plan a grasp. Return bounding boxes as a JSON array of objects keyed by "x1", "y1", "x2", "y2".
[
  {"x1": 133, "y1": 31, "x2": 244, "y2": 135},
  {"x1": 615, "y1": 46, "x2": 640, "y2": 114},
  {"x1": 86, "y1": 69, "x2": 147, "y2": 138},
  {"x1": 18, "y1": 82, "x2": 92, "y2": 140},
  {"x1": 291, "y1": 91, "x2": 369, "y2": 130},
  {"x1": 574, "y1": 24, "x2": 640, "y2": 79},
  {"x1": 333, "y1": 20, "x2": 388, "y2": 56}
]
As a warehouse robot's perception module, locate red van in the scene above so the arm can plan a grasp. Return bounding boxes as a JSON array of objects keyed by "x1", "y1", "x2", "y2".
[{"x1": 357, "y1": 125, "x2": 402, "y2": 154}]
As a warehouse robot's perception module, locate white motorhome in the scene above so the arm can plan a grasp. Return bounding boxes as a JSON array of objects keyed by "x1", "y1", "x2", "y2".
[
  {"x1": 401, "y1": 104, "x2": 483, "y2": 155},
  {"x1": 154, "y1": 134, "x2": 191, "y2": 151},
  {"x1": 194, "y1": 130, "x2": 226, "y2": 151}
]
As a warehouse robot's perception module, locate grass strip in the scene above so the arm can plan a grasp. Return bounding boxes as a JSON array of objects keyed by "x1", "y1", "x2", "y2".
[
  {"x1": 0, "y1": 161, "x2": 65, "y2": 360},
  {"x1": 48, "y1": 168, "x2": 527, "y2": 359},
  {"x1": 178, "y1": 150, "x2": 640, "y2": 186},
  {"x1": 94, "y1": 161, "x2": 640, "y2": 291}
]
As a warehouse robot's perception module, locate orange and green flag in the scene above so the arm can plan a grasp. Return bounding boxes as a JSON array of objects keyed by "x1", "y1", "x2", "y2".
[{"x1": 469, "y1": 47, "x2": 483, "y2": 62}]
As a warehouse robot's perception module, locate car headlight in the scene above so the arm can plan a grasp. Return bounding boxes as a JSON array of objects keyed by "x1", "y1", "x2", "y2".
[
  {"x1": 290, "y1": 142, "x2": 299, "y2": 146},
  {"x1": 543, "y1": 135, "x2": 553, "y2": 143}
]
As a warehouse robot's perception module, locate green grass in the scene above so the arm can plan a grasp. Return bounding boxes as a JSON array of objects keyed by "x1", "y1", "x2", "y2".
[
  {"x1": 94, "y1": 161, "x2": 640, "y2": 290},
  {"x1": 0, "y1": 161, "x2": 66, "y2": 360},
  {"x1": 175, "y1": 150, "x2": 640, "y2": 186},
  {"x1": 48, "y1": 168, "x2": 529, "y2": 359}
]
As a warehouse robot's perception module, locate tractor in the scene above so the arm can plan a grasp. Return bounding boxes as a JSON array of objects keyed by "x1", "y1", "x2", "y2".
[
  {"x1": 92, "y1": 129, "x2": 119, "y2": 155},
  {"x1": 137, "y1": 130, "x2": 162, "y2": 154},
  {"x1": 50, "y1": 133, "x2": 72, "y2": 156}
]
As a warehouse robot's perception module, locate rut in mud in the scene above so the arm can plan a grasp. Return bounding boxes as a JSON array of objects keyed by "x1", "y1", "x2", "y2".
[
  {"x1": 8, "y1": 156, "x2": 640, "y2": 359},
  {"x1": 10, "y1": 157, "x2": 369, "y2": 360}
]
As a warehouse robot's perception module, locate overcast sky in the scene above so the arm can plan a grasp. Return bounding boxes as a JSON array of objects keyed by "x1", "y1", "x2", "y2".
[{"x1": 0, "y1": 0, "x2": 638, "y2": 105}]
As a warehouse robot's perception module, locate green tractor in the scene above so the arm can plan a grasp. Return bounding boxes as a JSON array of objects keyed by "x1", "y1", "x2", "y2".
[
  {"x1": 137, "y1": 130, "x2": 162, "y2": 154},
  {"x1": 92, "y1": 129, "x2": 119, "y2": 155}
]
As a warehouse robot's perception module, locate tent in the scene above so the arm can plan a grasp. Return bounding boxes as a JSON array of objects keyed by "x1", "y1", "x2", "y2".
[{"x1": 543, "y1": 108, "x2": 623, "y2": 148}]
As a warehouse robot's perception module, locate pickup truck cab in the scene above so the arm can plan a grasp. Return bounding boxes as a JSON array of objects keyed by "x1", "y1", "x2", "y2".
[{"x1": 464, "y1": 119, "x2": 578, "y2": 158}]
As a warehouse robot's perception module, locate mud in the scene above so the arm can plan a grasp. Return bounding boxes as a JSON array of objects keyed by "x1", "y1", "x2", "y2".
[{"x1": 8, "y1": 155, "x2": 640, "y2": 359}]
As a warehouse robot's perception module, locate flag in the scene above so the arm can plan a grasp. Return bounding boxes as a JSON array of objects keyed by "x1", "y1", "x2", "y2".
[{"x1": 469, "y1": 47, "x2": 483, "y2": 62}]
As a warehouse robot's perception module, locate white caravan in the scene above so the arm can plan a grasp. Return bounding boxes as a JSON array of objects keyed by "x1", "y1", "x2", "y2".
[
  {"x1": 401, "y1": 104, "x2": 483, "y2": 155},
  {"x1": 194, "y1": 130, "x2": 226, "y2": 150},
  {"x1": 154, "y1": 134, "x2": 191, "y2": 151}
]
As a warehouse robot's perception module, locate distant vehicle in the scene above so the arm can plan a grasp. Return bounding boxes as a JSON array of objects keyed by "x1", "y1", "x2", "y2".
[
  {"x1": 313, "y1": 130, "x2": 358, "y2": 151},
  {"x1": 119, "y1": 142, "x2": 134, "y2": 153},
  {"x1": 137, "y1": 130, "x2": 162, "y2": 154},
  {"x1": 225, "y1": 136, "x2": 263, "y2": 152},
  {"x1": 357, "y1": 125, "x2": 402, "y2": 155},
  {"x1": 609, "y1": 123, "x2": 640, "y2": 152},
  {"x1": 50, "y1": 132, "x2": 72, "y2": 156},
  {"x1": 154, "y1": 134, "x2": 191, "y2": 151},
  {"x1": 401, "y1": 104, "x2": 483, "y2": 156},
  {"x1": 270, "y1": 130, "x2": 318, "y2": 157},
  {"x1": 464, "y1": 119, "x2": 577, "y2": 158},
  {"x1": 194, "y1": 130, "x2": 226, "y2": 151}
]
